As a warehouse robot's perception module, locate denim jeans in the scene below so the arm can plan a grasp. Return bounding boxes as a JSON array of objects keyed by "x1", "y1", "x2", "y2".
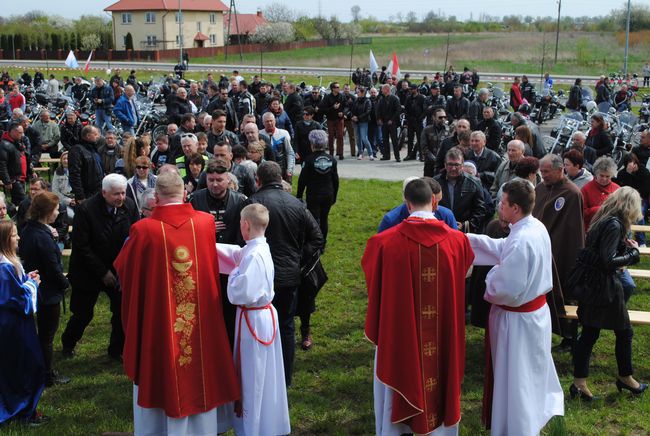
[
  {"x1": 634, "y1": 199, "x2": 648, "y2": 246},
  {"x1": 95, "y1": 109, "x2": 114, "y2": 132},
  {"x1": 354, "y1": 121, "x2": 373, "y2": 157},
  {"x1": 369, "y1": 121, "x2": 381, "y2": 155}
]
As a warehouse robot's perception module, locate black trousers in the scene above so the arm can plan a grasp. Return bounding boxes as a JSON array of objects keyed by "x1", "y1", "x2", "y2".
[
  {"x1": 307, "y1": 194, "x2": 334, "y2": 243},
  {"x1": 381, "y1": 123, "x2": 399, "y2": 160},
  {"x1": 61, "y1": 286, "x2": 124, "y2": 357},
  {"x1": 406, "y1": 120, "x2": 423, "y2": 158},
  {"x1": 273, "y1": 285, "x2": 298, "y2": 387},
  {"x1": 6, "y1": 180, "x2": 26, "y2": 207},
  {"x1": 37, "y1": 302, "x2": 61, "y2": 376},
  {"x1": 220, "y1": 273, "x2": 237, "y2": 350},
  {"x1": 573, "y1": 324, "x2": 633, "y2": 378}
]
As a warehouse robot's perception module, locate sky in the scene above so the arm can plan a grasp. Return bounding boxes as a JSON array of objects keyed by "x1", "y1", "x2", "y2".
[{"x1": 0, "y1": 0, "x2": 648, "y2": 22}]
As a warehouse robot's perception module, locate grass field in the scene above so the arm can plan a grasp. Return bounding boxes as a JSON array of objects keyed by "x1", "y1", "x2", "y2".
[
  {"x1": 2, "y1": 178, "x2": 650, "y2": 435},
  {"x1": 191, "y1": 33, "x2": 650, "y2": 77}
]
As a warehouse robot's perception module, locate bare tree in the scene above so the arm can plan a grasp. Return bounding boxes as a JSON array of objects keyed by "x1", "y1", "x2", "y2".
[
  {"x1": 351, "y1": 5, "x2": 361, "y2": 22},
  {"x1": 263, "y1": 2, "x2": 296, "y2": 23}
]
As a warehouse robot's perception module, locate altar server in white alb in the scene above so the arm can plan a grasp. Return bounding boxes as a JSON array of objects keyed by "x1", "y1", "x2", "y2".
[
  {"x1": 217, "y1": 203, "x2": 291, "y2": 436},
  {"x1": 467, "y1": 179, "x2": 564, "y2": 436}
]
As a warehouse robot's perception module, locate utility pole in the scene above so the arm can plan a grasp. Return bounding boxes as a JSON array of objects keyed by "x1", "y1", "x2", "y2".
[
  {"x1": 623, "y1": 0, "x2": 631, "y2": 76},
  {"x1": 554, "y1": 0, "x2": 561, "y2": 64},
  {"x1": 179, "y1": 0, "x2": 183, "y2": 65}
]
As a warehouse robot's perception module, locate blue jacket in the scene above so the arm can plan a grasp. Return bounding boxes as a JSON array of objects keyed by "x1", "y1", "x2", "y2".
[
  {"x1": 113, "y1": 94, "x2": 137, "y2": 127},
  {"x1": 377, "y1": 203, "x2": 457, "y2": 233}
]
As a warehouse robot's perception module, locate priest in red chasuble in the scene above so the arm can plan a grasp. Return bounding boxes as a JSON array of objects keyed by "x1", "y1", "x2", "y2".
[
  {"x1": 363, "y1": 178, "x2": 474, "y2": 435},
  {"x1": 115, "y1": 172, "x2": 240, "y2": 434}
]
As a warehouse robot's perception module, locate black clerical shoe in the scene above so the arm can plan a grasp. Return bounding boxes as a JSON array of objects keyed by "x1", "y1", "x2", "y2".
[
  {"x1": 27, "y1": 411, "x2": 51, "y2": 427},
  {"x1": 616, "y1": 379, "x2": 649, "y2": 395}
]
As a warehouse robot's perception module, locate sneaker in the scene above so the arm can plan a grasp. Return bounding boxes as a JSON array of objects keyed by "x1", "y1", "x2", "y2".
[
  {"x1": 370, "y1": 156, "x2": 375, "y2": 161},
  {"x1": 45, "y1": 370, "x2": 71, "y2": 387},
  {"x1": 357, "y1": 155, "x2": 363, "y2": 160}
]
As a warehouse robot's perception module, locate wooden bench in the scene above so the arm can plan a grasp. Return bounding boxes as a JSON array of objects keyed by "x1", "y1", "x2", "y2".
[
  {"x1": 563, "y1": 305, "x2": 650, "y2": 325},
  {"x1": 629, "y1": 269, "x2": 650, "y2": 279},
  {"x1": 62, "y1": 249, "x2": 71, "y2": 257},
  {"x1": 631, "y1": 225, "x2": 650, "y2": 233},
  {"x1": 39, "y1": 158, "x2": 59, "y2": 165}
]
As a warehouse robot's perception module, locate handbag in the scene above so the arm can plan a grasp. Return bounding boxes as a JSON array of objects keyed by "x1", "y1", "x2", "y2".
[{"x1": 300, "y1": 250, "x2": 328, "y2": 302}]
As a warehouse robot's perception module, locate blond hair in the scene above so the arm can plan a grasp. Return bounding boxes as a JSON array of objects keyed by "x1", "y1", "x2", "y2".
[
  {"x1": 0, "y1": 221, "x2": 21, "y2": 276},
  {"x1": 241, "y1": 203, "x2": 269, "y2": 232},
  {"x1": 590, "y1": 186, "x2": 642, "y2": 232}
]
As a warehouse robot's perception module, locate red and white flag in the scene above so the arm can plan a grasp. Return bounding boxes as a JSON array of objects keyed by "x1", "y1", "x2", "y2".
[
  {"x1": 84, "y1": 50, "x2": 94, "y2": 74},
  {"x1": 386, "y1": 52, "x2": 400, "y2": 79}
]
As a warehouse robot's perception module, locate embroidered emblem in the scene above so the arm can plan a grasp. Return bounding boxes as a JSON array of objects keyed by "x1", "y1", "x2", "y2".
[
  {"x1": 422, "y1": 305, "x2": 437, "y2": 319},
  {"x1": 423, "y1": 341, "x2": 437, "y2": 357},
  {"x1": 422, "y1": 267, "x2": 437, "y2": 282},
  {"x1": 425, "y1": 377, "x2": 437, "y2": 392},
  {"x1": 554, "y1": 197, "x2": 565, "y2": 211}
]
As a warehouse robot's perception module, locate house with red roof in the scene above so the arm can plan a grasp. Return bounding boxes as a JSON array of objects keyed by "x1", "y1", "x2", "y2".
[
  {"x1": 105, "y1": 0, "x2": 228, "y2": 50},
  {"x1": 223, "y1": 10, "x2": 268, "y2": 44}
]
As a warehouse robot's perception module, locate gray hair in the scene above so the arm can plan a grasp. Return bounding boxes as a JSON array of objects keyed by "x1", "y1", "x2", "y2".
[
  {"x1": 141, "y1": 188, "x2": 156, "y2": 205},
  {"x1": 572, "y1": 131, "x2": 586, "y2": 141},
  {"x1": 180, "y1": 133, "x2": 198, "y2": 146},
  {"x1": 308, "y1": 129, "x2": 328, "y2": 151},
  {"x1": 478, "y1": 88, "x2": 489, "y2": 96},
  {"x1": 540, "y1": 153, "x2": 564, "y2": 169},
  {"x1": 262, "y1": 112, "x2": 275, "y2": 122},
  {"x1": 592, "y1": 156, "x2": 617, "y2": 177},
  {"x1": 227, "y1": 172, "x2": 239, "y2": 191},
  {"x1": 102, "y1": 173, "x2": 127, "y2": 191},
  {"x1": 507, "y1": 139, "x2": 525, "y2": 152},
  {"x1": 470, "y1": 130, "x2": 486, "y2": 142}
]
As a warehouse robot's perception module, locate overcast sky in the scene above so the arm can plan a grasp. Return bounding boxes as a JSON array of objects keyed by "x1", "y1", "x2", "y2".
[{"x1": 0, "y1": 0, "x2": 647, "y2": 22}]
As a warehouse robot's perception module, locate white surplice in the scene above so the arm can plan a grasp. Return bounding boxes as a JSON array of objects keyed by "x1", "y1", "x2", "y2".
[
  {"x1": 467, "y1": 215, "x2": 564, "y2": 436},
  {"x1": 132, "y1": 385, "x2": 221, "y2": 436},
  {"x1": 217, "y1": 238, "x2": 291, "y2": 436}
]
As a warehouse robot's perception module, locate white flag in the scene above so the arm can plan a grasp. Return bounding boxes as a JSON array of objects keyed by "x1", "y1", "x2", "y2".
[
  {"x1": 369, "y1": 50, "x2": 379, "y2": 75},
  {"x1": 84, "y1": 50, "x2": 94, "y2": 74},
  {"x1": 65, "y1": 50, "x2": 79, "y2": 69}
]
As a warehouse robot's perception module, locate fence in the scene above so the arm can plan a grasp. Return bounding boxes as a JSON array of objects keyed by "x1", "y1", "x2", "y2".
[{"x1": 0, "y1": 38, "x2": 369, "y2": 62}]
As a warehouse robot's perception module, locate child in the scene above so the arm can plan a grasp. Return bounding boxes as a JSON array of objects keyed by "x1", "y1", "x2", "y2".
[
  {"x1": 151, "y1": 134, "x2": 172, "y2": 173},
  {"x1": 217, "y1": 204, "x2": 290, "y2": 436}
]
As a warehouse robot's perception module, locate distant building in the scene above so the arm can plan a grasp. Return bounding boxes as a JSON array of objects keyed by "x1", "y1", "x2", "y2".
[
  {"x1": 105, "y1": 0, "x2": 228, "y2": 50},
  {"x1": 223, "y1": 10, "x2": 267, "y2": 44}
]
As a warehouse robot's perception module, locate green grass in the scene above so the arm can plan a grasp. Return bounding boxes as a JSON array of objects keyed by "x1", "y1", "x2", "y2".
[{"x1": 3, "y1": 178, "x2": 650, "y2": 434}]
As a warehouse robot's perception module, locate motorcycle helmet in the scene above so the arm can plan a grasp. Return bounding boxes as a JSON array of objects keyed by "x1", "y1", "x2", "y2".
[
  {"x1": 518, "y1": 103, "x2": 531, "y2": 115},
  {"x1": 585, "y1": 101, "x2": 598, "y2": 115}
]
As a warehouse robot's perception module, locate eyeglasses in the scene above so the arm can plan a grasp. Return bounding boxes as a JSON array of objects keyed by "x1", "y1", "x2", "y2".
[{"x1": 136, "y1": 166, "x2": 149, "y2": 170}]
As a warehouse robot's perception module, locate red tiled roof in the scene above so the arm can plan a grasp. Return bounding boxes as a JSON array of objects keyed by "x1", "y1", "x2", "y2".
[
  {"x1": 223, "y1": 12, "x2": 267, "y2": 35},
  {"x1": 105, "y1": 0, "x2": 227, "y2": 12},
  {"x1": 194, "y1": 31, "x2": 209, "y2": 41}
]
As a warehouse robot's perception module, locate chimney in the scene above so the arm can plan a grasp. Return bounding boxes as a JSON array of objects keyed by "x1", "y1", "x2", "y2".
[{"x1": 257, "y1": 9, "x2": 263, "y2": 17}]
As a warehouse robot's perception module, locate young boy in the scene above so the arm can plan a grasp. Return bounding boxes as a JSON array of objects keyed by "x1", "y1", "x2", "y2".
[
  {"x1": 151, "y1": 134, "x2": 173, "y2": 173},
  {"x1": 216, "y1": 204, "x2": 291, "y2": 436}
]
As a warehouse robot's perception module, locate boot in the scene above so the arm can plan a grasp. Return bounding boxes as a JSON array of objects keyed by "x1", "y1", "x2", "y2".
[{"x1": 301, "y1": 327, "x2": 313, "y2": 351}]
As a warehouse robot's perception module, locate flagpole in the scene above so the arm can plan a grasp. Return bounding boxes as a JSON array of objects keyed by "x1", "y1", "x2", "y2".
[
  {"x1": 349, "y1": 39, "x2": 354, "y2": 83},
  {"x1": 444, "y1": 32, "x2": 451, "y2": 73}
]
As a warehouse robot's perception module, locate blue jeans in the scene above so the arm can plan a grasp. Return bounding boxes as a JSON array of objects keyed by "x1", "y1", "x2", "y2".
[
  {"x1": 95, "y1": 109, "x2": 114, "y2": 132},
  {"x1": 369, "y1": 121, "x2": 381, "y2": 155},
  {"x1": 618, "y1": 269, "x2": 636, "y2": 301},
  {"x1": 354, "y1": 122, "x2": 373, "y2": 157},
  {"x1": 634, "y1": 199, "x2": 648, "y2": 246}
]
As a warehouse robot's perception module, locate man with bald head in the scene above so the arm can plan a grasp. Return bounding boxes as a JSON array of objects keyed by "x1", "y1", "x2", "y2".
[
  {"x1": 491, "y1": 139, "x2": 525, "y2": 198},
  {"x1": 114, "y1": 85, "x2": 139, "y2": 135}
]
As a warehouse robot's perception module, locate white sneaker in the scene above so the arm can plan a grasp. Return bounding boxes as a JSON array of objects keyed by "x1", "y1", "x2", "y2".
[
  {"x1": 357, "y1": 155, "x2": 363, "y2": 160},
  {"x1": 370, "y1": 156, "x2": 375, "y2": 161}
]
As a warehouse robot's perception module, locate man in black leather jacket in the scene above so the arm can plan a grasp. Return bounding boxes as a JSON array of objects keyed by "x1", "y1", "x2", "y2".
[
  {"x1": 520, "y1": 75, "x2": 536, "y2": 102},
  {"x1": 464, "y1": 130, "x2": 503, "y2": 190},
  {"x1": 434, "y1": 148, "x2": 487, "y2": 233},
  {"x1": 376, "y1": 84, "x2": 402, "y2": 161},
  {"x1": 421, "y1": 108, "x2": 450, "y2": 176},
  {"x1": 191, "y1": 159, "x2": 246, "y2": 346},
  {"x1": 68, "y1": 125, "x2": 104, "y2": 202},
  {"x1": 404, "y1": 84, "x2": 425, "y2": 161},
  {"x1": 247, "y1": 161, "x2": 323, "y2": 386},
  {"x1": 445, "y1": 85, "x2": 469, "y2": 123}
]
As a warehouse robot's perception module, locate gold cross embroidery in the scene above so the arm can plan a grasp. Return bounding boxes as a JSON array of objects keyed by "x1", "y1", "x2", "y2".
[
  {"x1": 423, "y1": 341, "x2": 436, "y2": 357},
  {"x1": 422, "y1": 267, "x2": 437, "y2": 282},
  {"x1": 428, "y1": 412, "x2": 438, "y2": 429},
  {"x1": 422, "y1": 305, "x2": 437, "y2": 319},
  {"x1": 425, "y1": 377, "x2": 437, "y2": 392}
]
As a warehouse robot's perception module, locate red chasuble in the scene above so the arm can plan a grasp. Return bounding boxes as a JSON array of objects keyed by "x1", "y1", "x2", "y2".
[
  {"x1": 363, "y1": 217, "x2": 474, "y2": 433},
  {"x1": 115, "y1": 203, "x2": 240, "y2": 418}
]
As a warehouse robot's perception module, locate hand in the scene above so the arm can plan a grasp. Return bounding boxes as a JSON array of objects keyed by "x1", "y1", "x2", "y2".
[
  {"x1": 626, "y1": 239, "x2": 639, "y2": 249},
  {"x1": 101, "y1": 270, "x2": 117, "y2": 289},
  {"x1": 457, "y1": 222, "x2": 463, "y2": 231},
  {"x1": 334, "y1": 103, "x2": 340, "y2": 109},
  {"x1": 47, "y1": 225, "x2": 59, "y2": 239},
  {"x1": 28, "y1": 270, "x2": 41, "y2": 285},
  {"x1": 185, "y1": 182, "x2": 194, "y2": 193},
  {"x1": 351, "y1": 116, "x2": 358, "y2": 122}
]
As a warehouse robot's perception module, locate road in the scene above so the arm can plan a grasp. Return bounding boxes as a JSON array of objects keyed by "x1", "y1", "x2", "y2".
[{"x1": 0, "y1": 59, "x2": 597, "y2": 85}]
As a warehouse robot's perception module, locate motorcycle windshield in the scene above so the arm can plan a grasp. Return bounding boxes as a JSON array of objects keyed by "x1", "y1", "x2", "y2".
[
  {"x1": 563, "y1": 112, "x2": 584, "y2": 122},
  {"x1": 619, "y1": 112, "x2": 638, "y2": 126},
  {"x1": 597, "y1": 102, "x2": 612, "y2": 113},
  {"x1": 581, "y1": 88, "x2": 593, "y2": 102},
  {"x1": 492, "y1": 88, "x2": 504, "y2": 99}
]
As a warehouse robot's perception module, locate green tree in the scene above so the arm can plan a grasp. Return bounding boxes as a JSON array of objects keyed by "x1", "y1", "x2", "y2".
[
  {"x1": 125, "y1": 32, "x2": 134, "y2": 50},
  {"x1": 81, "y1": 33, "x2": 101, "y2": 51}
]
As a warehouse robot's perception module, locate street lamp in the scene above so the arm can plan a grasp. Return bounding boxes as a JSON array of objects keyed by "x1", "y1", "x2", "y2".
[
  {"x1": 623, "y1": 0, "x2": 631, "y2": 77},
  {"x1": 179, "y1": 0, "x2": 183, "y2": 66}
]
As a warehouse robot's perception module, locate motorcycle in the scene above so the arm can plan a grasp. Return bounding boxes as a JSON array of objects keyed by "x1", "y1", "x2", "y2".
[
  {"x1": 639, "y1": 94, "x2": 650, "y2": 123},
  {"x1": 531, "y1": 90, "x2": 565, "y2": 125},
  {"x1": 547, "y1": 112, "x2": 588, "y2": 155}
]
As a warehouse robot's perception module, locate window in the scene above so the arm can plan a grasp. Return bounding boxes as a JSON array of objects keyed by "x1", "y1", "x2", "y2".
[
  {"x1": 209, "y1": 34, "x2": 216, "y2": 45},
  {"x1": 176, "y1": 35, "x2": 184, "y2": 46},
  {"x1": 210, "y1": 13, "x2": 216, "y2": 24},
  {"x1": 146, "y1": 35, "x2": 157, "y2": 46},
  {"x1": 175, "y1": 12, "x2": 183, "y2": 23},
  {"x1": 122, "y1": 13, "x2": 132, "y2": 24},
  {"x1": 145, "y1": 12, "x2": 156, "y2": 24},
  {"x1": 197, "y1": 22, "x2": 202, "y2": 32}
]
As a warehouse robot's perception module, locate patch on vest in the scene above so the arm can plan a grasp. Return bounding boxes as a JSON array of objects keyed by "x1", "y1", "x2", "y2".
[
  {"x1": 554, "y1": 197, "x2": 565, "y2": 211},
  {"x1": 314, "y1": 155, "x2": 333, "y2": 173}
]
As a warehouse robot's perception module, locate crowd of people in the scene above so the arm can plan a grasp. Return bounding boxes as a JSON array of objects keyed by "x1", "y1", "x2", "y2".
[{"x1": 0, "y1": 64, "x2": 649, "y2": 435}]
